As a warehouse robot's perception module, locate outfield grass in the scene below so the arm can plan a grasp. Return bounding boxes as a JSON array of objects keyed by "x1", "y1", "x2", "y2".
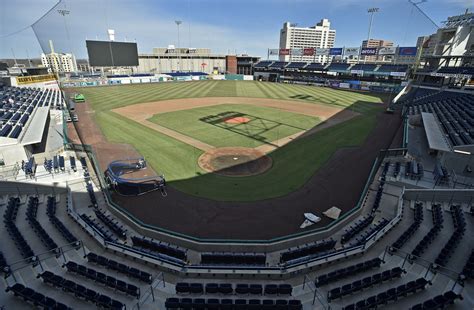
[
  {"x1": 76, "y1": 80, "x2": 386, "y2": 201},
  {"x1": 148, "y1": 103, "x2": 321, "y2": 148}
]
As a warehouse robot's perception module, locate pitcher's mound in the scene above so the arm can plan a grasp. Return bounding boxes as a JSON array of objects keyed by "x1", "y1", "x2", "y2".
[
  {"x1": 198, "y1": 147, "x2": 272, "y2": 177},
  {"x1": 224, "y1": 116, "x2": 250, "y2": 124}
]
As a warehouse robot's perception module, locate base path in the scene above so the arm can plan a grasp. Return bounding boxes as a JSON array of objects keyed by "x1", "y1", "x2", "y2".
[{"x1": 113, "y1": 97, "x2": 359, "y2": 153}]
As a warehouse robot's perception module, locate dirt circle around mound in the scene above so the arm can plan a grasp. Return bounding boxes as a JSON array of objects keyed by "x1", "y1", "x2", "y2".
[
  {"x1": 224, "y1": 116, "x2": 251, "y2": 124},
  {"x1": 198, "y1": 147, "x2": 272, "y2": 177}
]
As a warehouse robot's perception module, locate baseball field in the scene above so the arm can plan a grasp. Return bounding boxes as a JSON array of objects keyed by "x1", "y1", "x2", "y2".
[{"x1": 75, "y1": 80, "x2": 388, "y2": 202}]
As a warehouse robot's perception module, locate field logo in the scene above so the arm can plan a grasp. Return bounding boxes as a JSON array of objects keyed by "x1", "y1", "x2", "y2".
[
  {"x1": 329, "y1": 48, "x2": 343, "y2": 56},
  {"x1": 360, "y1": 47, "x2": 377, "y2": 55},
  {"x1": 378, "y1": 46, "x2": 396, "y2": 55},
  {"x1": 343, "y1": 47, "x2": 360, "y2": 57},
  {"x1": 398, "y1": 47, "x2": 417, "y2": 56}
]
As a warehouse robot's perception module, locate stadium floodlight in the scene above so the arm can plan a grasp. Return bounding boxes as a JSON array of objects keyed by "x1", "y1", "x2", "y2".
[
  {"x1": 175, "y1": 20, "x2": 182, "y2": 71},
  {"x1": 367, "y1": 7, "x2": 379, "y2": 41}
]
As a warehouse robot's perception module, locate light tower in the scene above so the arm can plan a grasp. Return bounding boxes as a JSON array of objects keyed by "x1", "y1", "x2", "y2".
[
  {"x1": 175, "y1": 20, "x2": 182, "y2": 72},
  {"x1": 367, "y1": 7, "x2": 379, "y2": 41}
]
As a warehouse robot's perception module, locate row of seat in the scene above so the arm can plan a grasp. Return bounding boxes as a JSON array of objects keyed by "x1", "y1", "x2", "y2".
[
  {"x1": 351, "y1": 218, "x2": 389, "y2": 247},
  {"x1": 176, "y1": 283, "x2": 292, "y2": 296},
  {"x1": 371, "y1": 162, "x2": 389, "y2": 214},
  {"x1": 3, "y1": 197, "x2": 35, "y2": 260},
  {"x1": 37, "y1": 271, "x2": 125, "y2": 309},
  {"x1": 5, "y1": 283, "x2": 71, "y2": 310},
  {"x1": 80, "y1": 213, "x2": 116, "y2": 242},
  {"x1": 131, "y1": 236, "x2": 186, "y2": 261},
  {"x1": 94, "y1": 208, "x2": 127, "y2": 239},
  {"x1": 393, "y1": 162, "x2": 401, "y2": 178},
  {"x1": 165, "y1": 297, "x2": 302, "y2": 310},
  {"x1": 63, "y1": 261, "x2": 140, "y2": 298},
  {"x1": 342, "y1": 277, "x2": 430, "y2": 310},
  {"x1": 391, "y1": 202, "x2": 424, "y2": 251},
  {"x1": 201, "y1": 252, "x2": 266, "y2": 266},
  {"x1": 328, "y1": 267, "x2": 405, "y2": 301},
  {"x1": 410, "y1": 291, "x2": 463, "y2": 310},
  {"x1": 0, "y1": 251, "x2": 9, "y2": 275},
  {"x1": 86, "y1": 252, "x2": 152, "y2": 284},
  {"x1": 280, "y1": 239, "x2": 336, "y2": 264},
  {"x1": 26, "y1": 196, "x2": 59, "y2": 252},
  {"x1": 315, "y1": 257, "x2": 383, "y2": 287},
  {"x1": 434, "y1": 205, "x2": 466, "y2": 267},
  {"x1": 341, "y1": 215, "x2": 374, "y2": 244},
  {"x1": 46, "y1": 196, "x2": 79, "y2": 244},
  {"x1": 411, "y1": 204, "x2": 444, "y2": 259},
  {"x1": 461, "y1": 250, "x2": 474, "y2": 280}
]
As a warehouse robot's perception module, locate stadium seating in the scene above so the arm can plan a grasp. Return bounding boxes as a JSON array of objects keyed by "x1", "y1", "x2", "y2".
[
  {"x1": 342, "y1": 277, "x2": 430, "y2": 309},
  {"x1": 436, "y1": 66, "x2": 474, "y2": 75},
  {"x1": 5, "y1": 283, "x2": 71, "y2": 310},
  {"x1": 411, "y1": 204, "x2": 444, "y2": 259},
  {"x1": 391, "y1": 202, "x2": 424, "y2": 251},
  {"x1": 406, "y1": 90, "x2": 474, "y2": 146},
  {"x1": 201, "y1": 252, "x2": 266, "y2": 266},
  {"x1": 62, "y1": 260, "x2": 140, "y2": 298},
  {"x1": 131, "y1": 236, "x2": 187, "y2": 263},
  {"x1": 268, "y1": 61, "x2": 288, "y2": 69},
  {"x1": 377, "y1": 64, "x2": 409, "y2": 72},
  {"x1": 285, "y1": 62, "x2": 307, "y2": 69},
  {"x1": 26, "y1": 196, "x2": 59, "y2": 252},
  {"x1": 434, "y1": 205, "x2": 466, "y2": 267},
  {"x1": 3, "y1": 197, "x2": 35, "y2": 260},
  {"x1": 341, "y1": 215, "x2": 374, "y2": 244},
  {"x1": 37, "y1": 271, "x2": 126, "y2": 309},
  {"x1": 315, "y1": 257, "x2": 383, "y2": 287},
  {"x1": 94, "y1": 208, "x2": 127, "y2": 239},
  {"x1": 85, "y1": 252, "x2": 153, "y2": 283},
  {"x1": 350, "y1": 64, "x2": 377, "y2": 72},
  {"x1": 165, "y1": 297, "x2": 303, "y2": 309},
  {"x1": 175, "y1": 282, "x2": 292, "y2": 296},
  {"x1": 46, "y1": 196, "x2": 79, "y2": 244},
  {"x1": 304, "y1": 63, "x2": 326, "y2": 71},
  {"x1": 253, "y1": 61, "x2": 273, "y2": 68},
  {"x1": 0, "y1": 86, "x2": 62, "y2": 139},
  {"x1": 409, "y1": 291, "x2": 463, "y2": 310},
  {"x1": 326, "y1": 63, "x2": 350, "y2": 71},
  {"x1": 327, "y1": 266, "x2": 405, "y2": 301},
  {"x1": 280, "y1": 239, "x2": 336, "y2": 264},
  {"x1": 461, "y1": 250, "x2": 474, "y2": 280}
]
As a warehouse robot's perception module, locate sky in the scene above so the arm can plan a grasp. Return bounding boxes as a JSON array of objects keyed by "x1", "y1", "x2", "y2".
[{"x1": 0, "y1": 0, "x2": 472, "y2": 59}]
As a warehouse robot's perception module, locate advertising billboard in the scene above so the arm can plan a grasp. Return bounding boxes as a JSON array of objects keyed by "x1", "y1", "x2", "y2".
[
  {"x1": 316, "y1": 48, "x2": 329, "y2": 55},
  {"x1": 329, "y1": 48, "x2": 343, "y2": 56},
  {"x1": 268, "y1": 49, "x2": 279, "y2": 56},
  {"x1": 279, "y1": 49, "x2": 290, "y2": 55},
  {"x1": 378, "y1": 46, "x2": 396, "y2": 55},
  {"x1": 398, "y1": 46, "x2": 417, "y2": 56},
  {"x1": 292, "y1": 48, "x2": 303, "y2": 56},
  {"x1": 303, "y1": 48, "x2": 315, "y2": 56},
  {"x1": 343, "y1": 47, "x2": 360, "y2": 57},
  {"x1": 360, "y1": 47, "x2": 378, "y2": 55}
]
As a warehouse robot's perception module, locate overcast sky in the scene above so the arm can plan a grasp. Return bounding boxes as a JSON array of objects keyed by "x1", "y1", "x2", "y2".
[{"x1": 0, "y1": 0, "x2": 472, "y2": 59}]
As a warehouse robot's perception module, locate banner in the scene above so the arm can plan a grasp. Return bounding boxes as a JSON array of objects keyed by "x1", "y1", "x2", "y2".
[
  {"x1": 16, "y1": 74, "x2": 56, "y2": 85},
  {"x1": 343, "y1": 47, "x2": 360, "y2": 57},
  {"x1": 292, "y1": 48, "x2": 303, "y2": 56},
  {"x1": 378, "y1": 46, "x2": 396, "y2": 55},
  {"x1": 360, "y1": 47, "x2": 378, "y2": 55},
  {"x1": 329, "y1": 48, "x2": 343, "y2": 56},
  {"x1": 351, "y1": 70, "x2": 364, "y2": 75},
  {"x1": 268, "y1": 49, "x2": 279, "y2": 56},
  {"x1": 279, "y1": 49, "x2": 290, "y2": 56},
  {"x1": 303, "y1": 48, "x2": 315, "y2": 56},
  {"x1": 316, "y1": 48, "x2": 329, "y2": 55},
  {"x1": 398, "y1": 46, "x2": 417, "y2": 56}
]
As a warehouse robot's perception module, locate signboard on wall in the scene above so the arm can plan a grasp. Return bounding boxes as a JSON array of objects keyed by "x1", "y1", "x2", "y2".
[
  {"x1": 378, "y1": 46, "x2": 396, "y2": 55},
  {"x1": 303, "y1": 48, "x2": 315, "y2": 56},
  {"x1": 279, "y1": 49, "x2": 290, "y2": 55},
  {"x1": 329, "y1": 48, "x2": 343, "y2": 55},
  {"x1": 16, "y1": 74, "x2": 56, "y2": 85},
  {"x1": 398, "y1": 46, "x2": 417, "y2": 56},
  {"x1": 343, "y1": 47, "x2": 360, "y2": 57},
  {"x1": 360, "y1": 47, "x2": 378, "y2": 55}
]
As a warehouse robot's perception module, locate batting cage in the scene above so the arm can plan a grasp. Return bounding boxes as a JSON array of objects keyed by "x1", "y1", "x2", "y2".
[{"x1": 104, "y1": 158, "x2": 166, "y2": 196}]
